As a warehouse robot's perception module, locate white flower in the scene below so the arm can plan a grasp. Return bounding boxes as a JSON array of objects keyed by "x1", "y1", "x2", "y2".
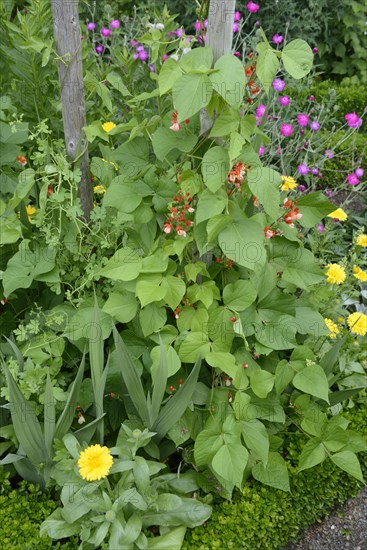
[
  {"x1": 182, "y1": 47, "x2": 191, "y2": 55},
  {"x1": 170, "y1": 53, "x2": 179, "y2": 61},
  {"x1": 156, "y1": 23, "x2": 164, "y2": 30}
]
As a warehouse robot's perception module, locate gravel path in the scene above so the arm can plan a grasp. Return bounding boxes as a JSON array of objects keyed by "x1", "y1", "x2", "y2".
[{"x1": 288, "y1": 487, "x2": 367, "y2": 550}]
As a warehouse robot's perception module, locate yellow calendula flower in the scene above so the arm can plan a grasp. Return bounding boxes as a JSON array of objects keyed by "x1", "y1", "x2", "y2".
[
  {"x1": 327, "y1": 208, "x2": 347, "y2": 221},
  {"x1": 347, "y1": 312, "x2": 367, "y2": 337},
  {"x1": 325, "y1": 263, "x2": 346, "y2": 285},
  {"x1": 324, "y1": 318, "x2": 340, "y2": 339},
  {"x1": 280, "y1": 175, "x2": 298, "y2": 191},
  {"x1": 93, "y1": 185, "x2": 106, "y2": 195},
  {"x1": 26, "y1": 205, "x2": 36, "y2": 221},
  {"x1": 102, "y1": 122, "x2": 116, "y2": 133},
  {"x1": 355, "y1": 234, "x2": 367, "y2": 247},
  {"x1": 337, "y1": 316, "x2": 344, "y2": 323},
  {"x1": 77, "y1": 444, "x2": 113, "y2": 481},
  {"x1": 353, "y1": 266, "x2": 367, "y2": 282}
]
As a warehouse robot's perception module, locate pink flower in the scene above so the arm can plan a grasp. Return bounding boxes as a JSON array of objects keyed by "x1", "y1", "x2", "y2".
[
  {"x1": 110, "y1": 20, "x2": 120, "y2": 29},
  {"x1": 317, "y1": 223, "x2": 324, "y2": 232},
  {"x1": 130, "y1": 39, "x2": 138, "y2": 47},
  {"x1": 233, "y1": 22, "x2": 239, "y2": 32},
  {"x1": 164, "y1": 224, "x2": 172, "y2": 234},
  {"x1": 256, "y1": 104, "x2": 266, "y2": 117},
  {"x1": 246, "y1": 1, "x2": 260, "y2": 13},
  {"x1": 279, "y1": 95, "x2": 290, "y2": 106},
  {"x1": 299, "y1": 184, "x2": 306, "y2": 192},
  {"x1": 258, "y1": 145, "x2": 265, "y2": 156},
  {"x1": 176, "y1": 227, "x2": 187, "y2": 237},
  {"x1": 310, "y1": 121, "x2": 320, "y2": 131},
  {"x1": 234, "y1": 11, "x2": 241, "y2": 21},
  {"x1": 234, "y1": 51, "x2": 241, "y2": 57},
  {"x1": 312, "y1": 47, "x2": 318, "y2": 54},
  {"x1": 355, "y1": 168, "x2": 364, "y2": 177},
  {"x1": 324, "y1": 149, "x2": 334, "y2": 159},
  {"x1": 297, "y1": 164, "x2": 309, "y2": 175},
  {"x1": 311, "y1": 168, "x2": 319, "y2": 175},
  {"x1": 162, "y1": 54, "x2": 168, "y2": 62},
  {"x1": 272, "y1": 78, "x2": 285, "y2": 92},
  {"x1": 345, "y1": 112, "x2": 362, "y2": 128},
  {"x1": 95, "y1": 44, "x2": 104, "y2": 54},
  {"x1": 297, "y1": 113, "x2": 309, "y2": 127},
  {"x1": 272, "y1": 34, "x2": 283, "y2": 44},
  {"x1": 170, "y1": 122, "x2": 180, "y2": 132},
  {"x1": 308, "y1": 95, "x2": 315, "y2": 101},
  {"x1": 139, "y1": 50, "x2": 149, "y2": 61},
  {"x1": 100, "y1": 28, "x2": 111, "y2": 38},
  {"x1": 87, "y1": 22, "x2": 96, "y2": 31},
  {"x1": 280, "y1": 124, "x2": 293, "y2": 137},
  {"x1": 347, "y1": 173, "x2": 360, "y2": 186},
  {"x1": 194, "y1": 20, "x2": 201, "y2": 31}
]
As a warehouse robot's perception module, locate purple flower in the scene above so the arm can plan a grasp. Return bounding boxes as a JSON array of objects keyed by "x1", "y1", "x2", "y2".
[
  {"x1": 272, "y1": 34, "x2": 283, "y2": 44},
  {"x1": 110, "y1": 20, "x2": 120, "y2": 29},
  {"x1": 280, "y1": 124, "x2": 293, "y2": 137},
  {"x1": 276, "y1": 147, "x2": 282, "y2": 155},
  {"x1": 256, "y1": 104, "x2": 266, "y2": 118},
  {"x1": 355, "y1": 168, "x2": 364, "y2": 177},
  {"x1": 310, "y1": 121, "x2": 320, "y2": 131},
  {"x1": 325, "y1": 190, "x2": 333, "y2": 198},
  {"x1": 162, "y1": 54, "x2": 168, "y2": 62},
  {"x1": 234, "y1": 51, "x2": 241, "y2": 57},
  {"x1": 255, "y1": 20, "x2": 260, "y2": 27},
  {"x1": 324, "y1": 149, "x2": 334, "y2": 159},
  {"x1": 311, "y1": 168, "x2": 319, "y2": 175},
  {"x1": 148, "y1": 63, "x2": 155, "y2": 72},
  {"x1": 130, "y1": 39, "x2": 138, "y2": 46},
  {"x1": 312, "y1": 47, "x2": 319, "y2": 54},
  {"x1": 272, "y1": 78, "x2": 285, "y2": 92},
  {"x1": 258, "y1": 145, "x2": 265, "y2": 156},
  {"x1": 139, "y1": 50, "x2": 149, "y2": 62},
  {"x1": 347, "y1": 173, "x2": 360, "y2": 186},
  {"x1": 297, "y1": 113, "x2": 309, "y2": 127},
  {"x1": 233, "y1": 22, "x2": 239, "y2": 33},
  {"x1": 345, "y1": 112, "x2": 362, "y2": 128},
  {"x1": 279, "y1": 95, "x2": 290, "y2": 106},
  {"x1": 234, "y1": 11, "x2": 241, "y2": 21},
  {"x1": 299, "y1": 184, "x2": 306, "y2": 192},
  {"x1": 95, "y1": 44, "x2": 104, "y2": 54},
  {"x1": 246, "y1": 1, "x2": 260, "y2": 13},
  {"x1": 297, "y1": 164, "x2": 309, "y2": 175},
  {"x1": 317, "y1": 223, "x2": 324, "y2": 232},
  {"x1": 100, "y1": 28, "x2": 111, "y2": 38},
  {"x1": 194, "y1": 20, "x2": 201, "y2": 31},
  {"x1": 87, "y1": 22, "x2": 96, "y2": 31},
  {"x1": 175, "y1": 27, "x2": 184, "y2": 38},
  {"x1": 308, "y1": 95, "x2": 315, "y2": 101}
]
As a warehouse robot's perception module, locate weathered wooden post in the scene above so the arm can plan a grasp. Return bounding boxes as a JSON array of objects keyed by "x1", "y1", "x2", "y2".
[
  {"x1": 50, "y1": 0, "x2": 93, "y2": 221},
  {"x1": 200, "y1": 0, "x2": 236, "y2": 134}
]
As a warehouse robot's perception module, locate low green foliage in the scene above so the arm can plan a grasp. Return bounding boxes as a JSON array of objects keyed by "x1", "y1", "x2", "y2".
[
  {"x1": 0, "y1": 482, "x2": 76, "y2": 550},
  {"x1": 183, "y1": 402, "x2": 367, "y2": 550}
]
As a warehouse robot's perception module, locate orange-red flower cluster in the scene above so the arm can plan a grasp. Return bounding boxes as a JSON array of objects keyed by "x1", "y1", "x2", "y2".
[
  {"x1": 227, "y1": 161, "x2": 250, "y2": 191},
  {"x1": 164, "y1": 190, "x2": 195, "y2": 237},
  {"x1": 169, "y1": 111, "x2": 190, "y2": 132},
  {"x1": 283, "y1": 198, "x2": 303, "y2": 227}
]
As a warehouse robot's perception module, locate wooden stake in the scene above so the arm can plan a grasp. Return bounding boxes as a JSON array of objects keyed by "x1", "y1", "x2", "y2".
[{"x1": 50, "y1": 0, "x2": 93, "y2": 221}]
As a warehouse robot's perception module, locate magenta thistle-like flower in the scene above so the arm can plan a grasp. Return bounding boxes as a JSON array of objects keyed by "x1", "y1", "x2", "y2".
[
  {"x1": 258, "y1": 145, "x2": 265, "y2": 156},
  {"x1": 355, "y1": 168, "x2": 364, "y2": 177},
  {"x1": 272, "y1": 34, "x2": 283, "y2": 44},
  {"x1": 297, "y1": 113, "x2": 309, "y2": 127},
  {"x1": 139, "y1": 50, "x2": 149, "y2": 62},
  {"x1": 280, "y1": 124, "x2": 293, "y2": 137},
  {"x1": 345, "y1": 112, "x2": 362, "y2": 128},
  {"x1": 347, "y1": 173, "x2": 360, "y2": 186},
  {"x1": 272, "y1": 78, "x2": 285, "y2": 92},
  {"x1": 299, "y1": 184, "x2": 306, "y2": 192},
  {"x1": 95, "y1": 44, "x2": 104, "y2": 54},
  {"x1": 312, "y1": 47, "x2": 319, "y2": 54},
  {"x1": 308, "y1": 95, "x2": 315, "y2": 101},
  {"x1": 317, "y1": 223, "x2": 324, "y2": 232},
  {"x1": 311, "y1": 168, "x2": 319, "y2": 175},
  {"x1": 310, "y1": 121, "x2": 320, "y2": 131},
  {"x1": 324, "y1": 149, "x2": 334, "y2": 159},
  {"x1": 100, "y1": 28, "x2": 111, "y2": 37},
  {"x1": 297, "y1": 164, "x2": 309, "y2": 175},
  {"x1": 279, "y1": 95, "x2": 290, "y2": 106},
  {"x1": 234, "y1": 11, "x2": 241, "y2": 21},
  {"x1": 246, "y1": 1, "x2": 260, "y2": 13},
  {"x1": 233, "y1": 22, "x2": 239, "y2": 32},
  {"x1": 256, "y1": 104, "x2": 266, "y2": 118},
  {"x1": 110, "y1": 20, "x2": 120, "y2": 29},
  {"x1": 87, "y1": 22, "x2": 96, "y2": 31}
]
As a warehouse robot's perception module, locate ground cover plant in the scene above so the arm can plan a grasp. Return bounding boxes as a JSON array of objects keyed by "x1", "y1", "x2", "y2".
[{"x1": 0, "y1": 1, "x2": 366, "y2": 549}]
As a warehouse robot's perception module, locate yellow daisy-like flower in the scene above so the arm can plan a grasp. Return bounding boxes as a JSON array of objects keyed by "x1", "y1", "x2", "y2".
[
  {"x1": 93, "y1": 185, "x2": 106, "y2": 195},
  {"x1": 353, "y1": 266, "x2": 367, "y2": 283},
  {"x1": 280, "y1": 175, "x2": 298, "y2": 191},
  {"x1": 356, "y1": 234, "x2": 367, "y2": 247},
  {"x1": 337, "y1": 316, "x2": 344, "y2": 323},
  {"x1": 347, "y1": 312, "x2": 367, "y2": 337},
  {"x1": 77, "y1": 444, "x2": 113, "y2": 481},
  {"x1": 325, "y1": 263, "x2": 346, "y2": 285},
  {"x1": 102, "y1": 122, "x2": 116, "y2": 133},
  {"x1": 324, "y1": 318, "x2": 340, "y2": 339},
  {"x1": 26, "y1": 205, "x2": 37, "y2": 221},
  {"x1": 327, "y1": 208, "x2": 347, "y2": 221}
]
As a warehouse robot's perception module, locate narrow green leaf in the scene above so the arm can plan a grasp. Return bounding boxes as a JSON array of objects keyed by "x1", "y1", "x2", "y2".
[
  {"x1": 55, "y1": 356, "x2": 85, "y2": 440},
  {"x1": 44, "y1": 372, "x2": 55, "y2": 457},
  {"x1": 113, "y1": 326, "x2": 150, "y2": 426},
  {"x1": 150, "y1": 336, "x2": 168, "y2": 425},
  {"x1": 152, "y1": 355, "x2": 202, "y2": 441}
]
